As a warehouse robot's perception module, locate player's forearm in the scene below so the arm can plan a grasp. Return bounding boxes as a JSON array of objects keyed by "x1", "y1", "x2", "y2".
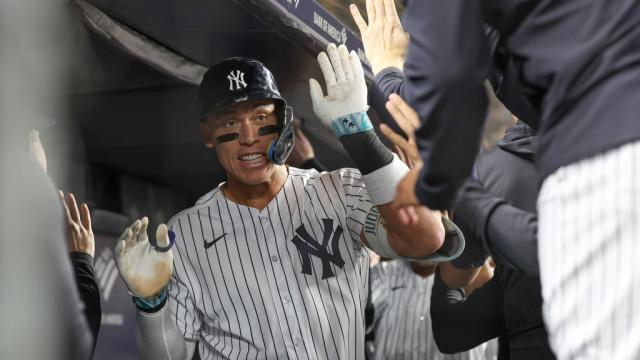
[
  {"x1": 438, "y1": 262, "x2": 482, "y2": 289},
  {"x1": 378, "y1": 203, "x2": 445, "y2": 258},
  {"x1": 404, "y1": 0, "x2": 490, "y2": 209},
  {"x1": 70, "y1": 252, "x2": 102, "y2": 355},
  {"x1": 431, "y1": 270, "x2": 504, "y2": 353},
  {"x1": 370, "y1": 67, "x2": 409, "y2": 132},
  {"x1": 136, "y1": 304, "x2": 193, "y2": 360}
]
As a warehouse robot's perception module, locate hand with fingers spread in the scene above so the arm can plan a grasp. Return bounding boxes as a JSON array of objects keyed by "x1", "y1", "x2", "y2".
[
  {"x1": 309, "y1": 43, "x2": 368, "y2": 131},
  {"x1": 350, "y1": 0, "x2": 408, "y2": 75},
  {"x1": 379, "y1": 93, "x2": 422, "y2": 169},
  {"x1": 115, "y1": 217, "x2": 174, "y2": 298},
  {"x1": 59, "y1": 191, "x2": 95, "y2": 258}
]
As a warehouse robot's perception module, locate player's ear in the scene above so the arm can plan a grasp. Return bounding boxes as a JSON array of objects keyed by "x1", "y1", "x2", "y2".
[{"x1": 200, "y1": 122, "x2": 215, "y2": 149}]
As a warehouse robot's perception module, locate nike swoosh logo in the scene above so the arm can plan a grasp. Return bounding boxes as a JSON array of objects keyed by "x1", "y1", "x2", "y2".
[
  {"x1": 204, "y1": 233, "x2": 227, "y2": 249},
  {"x1": 391, "y1": 286, "x2": 405, "y2": 291}
]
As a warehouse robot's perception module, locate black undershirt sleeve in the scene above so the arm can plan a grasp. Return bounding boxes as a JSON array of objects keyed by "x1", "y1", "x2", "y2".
[
  {"x1": 70, "y1": 252, "x2": 102, "y2": 355},
  {"x1": 430, "y1": 268, "x2": 505, "y2": 353}
]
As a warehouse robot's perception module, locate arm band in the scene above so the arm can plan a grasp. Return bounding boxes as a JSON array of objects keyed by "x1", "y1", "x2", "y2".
[
  {"x1": 133, "y1": 286, "x2": 168, "y2": 313},
  {"x1": 333, "y1": 112, "x2": 408, "y2": 205}
]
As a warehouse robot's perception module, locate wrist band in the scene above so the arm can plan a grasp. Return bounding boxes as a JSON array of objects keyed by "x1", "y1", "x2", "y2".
[
  {"x1": 361, "y1": 154, "x2": 409, "y2": 205},
  {"x1": 330, "y1": 111, "x2": 373, "y2": 138},
  {"x1": 133, "y1": 286, "x2": 168, "y2": 313}
]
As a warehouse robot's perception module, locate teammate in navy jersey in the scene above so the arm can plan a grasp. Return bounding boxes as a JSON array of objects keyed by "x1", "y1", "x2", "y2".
[{"x1": 113, "y1": 43, "x2": 464, "y2": 359}]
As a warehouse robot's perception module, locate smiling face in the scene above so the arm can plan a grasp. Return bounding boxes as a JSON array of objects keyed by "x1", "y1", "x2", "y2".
[{"x1": 201, "y1": 99, "x2": 281, "y2": 187}]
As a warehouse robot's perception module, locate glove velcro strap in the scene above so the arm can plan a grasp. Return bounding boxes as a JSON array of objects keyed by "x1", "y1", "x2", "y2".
[
  {"x1": 133, "y1": 286, "x2": 168, "y2": 313},
  {"x1": 330, "y1": 112, "x2": 373, "y2": 138}
]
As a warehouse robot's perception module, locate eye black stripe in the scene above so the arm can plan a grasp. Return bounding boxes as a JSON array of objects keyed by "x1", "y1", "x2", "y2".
[
  {"x1": 215, "y1": 133, "x2": 239, "y2": 143},
  {"x1": 258, "y1": 125, "x2": 279, "y2": 135}
]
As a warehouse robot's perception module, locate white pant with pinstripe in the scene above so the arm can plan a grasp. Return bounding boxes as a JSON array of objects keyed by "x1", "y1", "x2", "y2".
[{"x1": 538, "y1": 140, "x2": 640, "y2": 360}]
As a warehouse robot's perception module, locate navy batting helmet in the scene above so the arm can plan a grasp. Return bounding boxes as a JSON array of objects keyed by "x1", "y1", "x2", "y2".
[{"x1": 199, "y1": 57, "x2": 294, "y2": 165}]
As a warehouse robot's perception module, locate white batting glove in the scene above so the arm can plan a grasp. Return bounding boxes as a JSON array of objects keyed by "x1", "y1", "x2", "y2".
[
  {"x1": 309, "y1": 43, "x2": 368, "y2": 128},
  {"x1": 115, "y1": 217, "x2": 174, "y2": 298}
]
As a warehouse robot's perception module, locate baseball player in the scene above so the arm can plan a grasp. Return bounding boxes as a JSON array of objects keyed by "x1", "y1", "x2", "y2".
[
  {"x1": 113, "y1": 43, "x2": 464, "y2": 359},
  {"x1": 368, "y1": 259, "x2": 488, "y2": 360}
]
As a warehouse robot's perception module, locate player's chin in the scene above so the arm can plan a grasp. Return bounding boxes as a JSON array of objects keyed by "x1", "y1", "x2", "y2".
[{"x1": 236, "y1": 166, "x2": 273, "y2": 186}]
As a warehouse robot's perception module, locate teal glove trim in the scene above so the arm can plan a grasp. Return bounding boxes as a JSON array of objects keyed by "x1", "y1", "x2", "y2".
[
  {"x1": 330, "y1": 112, "x2": 373, "y2": 138},
  {"x1": 132, "y1": 286, "x2": 168, "y2": 312}
]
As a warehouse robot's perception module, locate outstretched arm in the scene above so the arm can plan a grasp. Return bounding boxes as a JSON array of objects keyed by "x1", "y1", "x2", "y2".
[
  {"x1": 59, "y1": 192, "x2": 101, "y2": 352},
  {"x1": 430, "y1": 268, "x2": 505, "y2": 353},
  {"x1": 309, "y1": 43, "x2": 453, "y2": 260},
  {"x1": 115, "y1": 217, "x2": 196, "y2": 360},
  {"x1": 354, "y1": 0, "x2": 490, "y2": 210},
  {"x1": 136, "y1": 303, "x2": 196, "y2": 360},
  {"x1": 455, "y1": 179, "x2": 540, "y2": 276}
]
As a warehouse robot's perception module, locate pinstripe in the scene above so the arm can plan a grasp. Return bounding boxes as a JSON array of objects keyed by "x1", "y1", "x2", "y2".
[
  {"x1": 385, "y1": 269, "x2": 404, "y2": 355},
  {"x1": 539, "y1": 140, "x2": 640, "y2": 360},
  {"x1": 321, "y1": 175, "x2": 368, "y2": 359},
  {"x1": 174, "y1": 218, "x2": 200, "y2": 338},
  {"x1": 262, "y1": 206, "x2": 309, "y2": 359},
  {"x1": 205, "y1": 205, "x2": 232, "y2": 356},
  {"x1": 256, "y1": 218, "x2": 299, "y2": 358},
  {"x1": 212, "y1": 200, "x2": 245, "y2": 359},
  {"x1": 247, "y1": 208, "x2": 292, "y2": 360},
  {"x1": 166, "y1": 168, "x2": 371, "y2": 359},
  {"x1": 269, "y1": 202, "x2": 319, "y2": 359},
  {"x1": 303, "y1": 186, "x2": 348, "y2": 351},
  {"x1": 185, "y1": 212, "x2": 219, "y2": 330},
  {"x1": 370, "y1": 261, "x2": 485, "y2": 360},
  {"x1": 285, "y1": 176, "x2": 334, "y2": 358},
  {"x1": 222, "y1": 199, "x2": 265, "y2": 359},
  {"x1": 234, "y1": 203, "x2": 278, "y2": 355},
  {"x1": 310, "y1": 179, "x2": 358, "y2": 358},
  {"x1": 301, "y1": 205, "x2": 341, "y2": 357}
]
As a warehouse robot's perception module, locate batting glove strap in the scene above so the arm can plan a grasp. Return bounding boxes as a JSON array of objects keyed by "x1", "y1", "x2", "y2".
[
  {"x1": 330, "y1": 111, "x2": 373, "y2": 138},
  {"x1": 133, "y1": 286, "x2": 169, "y2": 313}
]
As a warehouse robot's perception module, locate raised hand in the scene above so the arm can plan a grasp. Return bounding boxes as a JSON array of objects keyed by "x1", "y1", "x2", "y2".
[
  {"x1": 379, "y1": 93, "x2": 421, "y2": 169},
  {"x1": 350, "y1": 0, "x2": 408, "y2": 75},
  {"x1": 115, "y1": 217, "x2": 174, "y2": 298},
  {"x1": 59, "y1": 191, "x2": 95, "y2": 258},
  {"x1": 309, "y1": 43, "x2": 368, "y2": 130}
]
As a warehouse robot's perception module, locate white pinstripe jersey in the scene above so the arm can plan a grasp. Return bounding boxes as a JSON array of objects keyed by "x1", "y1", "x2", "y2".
[
  {"x1": 167, "y1": 167, "x2": 373, "y2": 359},
  {"x1": 369, "y1": 260, "x2": 487, "y2": 360}
]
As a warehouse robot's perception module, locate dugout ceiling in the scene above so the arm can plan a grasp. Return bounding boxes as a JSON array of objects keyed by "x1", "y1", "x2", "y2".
[{"x1": 61, "y1": 0, "x2": 375, "y2": 201}]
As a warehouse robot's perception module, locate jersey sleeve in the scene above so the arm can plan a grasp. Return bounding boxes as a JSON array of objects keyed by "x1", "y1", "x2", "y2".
[
  {"x1": 167, "y1": 219, "x2": 203, "y2": 341},
  {"x1": 334, "y1": 168, "x2": 372, "y2": 243}
]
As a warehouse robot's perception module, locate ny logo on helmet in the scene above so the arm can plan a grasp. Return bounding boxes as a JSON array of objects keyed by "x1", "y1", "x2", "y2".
[{"x1": 227, "y1": 70, "x2": 247, "y2": 91}]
